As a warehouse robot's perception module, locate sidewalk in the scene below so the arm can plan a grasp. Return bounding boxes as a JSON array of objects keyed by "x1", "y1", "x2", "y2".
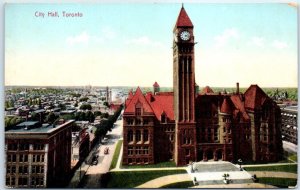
[{"x1": 137, "y1": 174, "x2": 190, "y2": 188}]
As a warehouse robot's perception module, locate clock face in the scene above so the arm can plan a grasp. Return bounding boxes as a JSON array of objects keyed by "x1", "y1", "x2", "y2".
[{"x1": 180, "y1": 31, "x2": 190, "y2": 41}]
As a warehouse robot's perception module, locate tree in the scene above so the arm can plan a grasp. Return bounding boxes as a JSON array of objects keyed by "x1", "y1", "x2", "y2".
[
  {"x1": 46, "y1": 112, "x2": 57, "y2": 124},
  {"x1": 60, "y1": 114, "x2": 75, "y2": 120},
  {"x1": 86, "y1": 111, "x2": 95, "y2": 122},
  {"x1": 80, "y1": 104, "x2": 92, "y2": 110},
  {"x1": 59, "y1": 104, "x2": 66, "y2": 110},
  {"x1": 101, "y1": 112, "x2": 109, "y2": 119},
  {"x1": 94, "y1": 111, "x2": 102, "y2": 117},
  {"x1": 79, "y1": 97, "x2": 89, "y2": 102},
  {"x1": 103, "y1": 101, "x2": 110, "y2": 108}
]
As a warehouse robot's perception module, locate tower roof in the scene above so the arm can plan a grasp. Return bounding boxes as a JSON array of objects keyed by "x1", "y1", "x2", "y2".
[
  {"x1": 220, "y1": 98, "x2": 233, "y2": 114},
  {"x1": 200, "y1": 86, "x2": 214, "y2": 95},
  {"x1": 153, "y1": 81, "x2": 160, "y2": 87},
  {"x1": 175, "y1": 6, "x2": 193, "y2": 28},
  {"x1": 244, "y1": 84, "x2": 268, "y2": 110}
]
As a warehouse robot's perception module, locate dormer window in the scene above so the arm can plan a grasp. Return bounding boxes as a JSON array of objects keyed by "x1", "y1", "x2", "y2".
[{"x1": 136, "y1": 108, "x2": 141, "y2": 116}]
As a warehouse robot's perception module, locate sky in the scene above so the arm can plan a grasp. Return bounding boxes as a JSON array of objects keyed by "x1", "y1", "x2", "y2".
[{"x1": 5, "y1": 3, "x2": 298, "y2": 87}]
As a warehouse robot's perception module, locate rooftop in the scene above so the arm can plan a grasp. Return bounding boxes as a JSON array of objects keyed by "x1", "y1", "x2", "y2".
[{"x1": 6, "y1": 120, "x2": 75, "y2": 134}]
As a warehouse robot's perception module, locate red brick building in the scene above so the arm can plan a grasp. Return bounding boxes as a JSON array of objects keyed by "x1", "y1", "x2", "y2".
[
  {"x1": 122, "y1": 6, "x2": 283, "y2": 166},
  {"x1": 5, "y1": 120, "x2": 74, "y2": 188}
]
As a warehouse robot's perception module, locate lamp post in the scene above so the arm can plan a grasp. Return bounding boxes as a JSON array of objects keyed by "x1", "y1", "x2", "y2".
[{"x1": 238, "y1": 159, "x2": 243, "y2": 171}]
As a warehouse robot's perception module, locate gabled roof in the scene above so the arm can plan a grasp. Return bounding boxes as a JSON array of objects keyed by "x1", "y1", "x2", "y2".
[
  {"x1": 124, "y1": 87, "x2": 154, "y2": 114},
  {"x1": 200, "y1": 86, "x2": 214, "y2": 95},
  {"x1": 230, "y1": 95, "x2": 250, "y2": 120},
  {"x1": 125, "y1": 90, "x2": 134, "y2": 107},
  {"x1": 148, "y1": 92, "x2": 174, "y2": 121},
  {"x1": 244, "y1": 85, "x2": 268, "y2": 110},
  {"x1": 220, "y1": 98, "x2": 233, "y2": 114},
  {"x1": 153, "y1": 81, "x2": 160, "y2": 87},
  {"x1": 175, "y1": 7, "x2": 193, "y2": 28}
]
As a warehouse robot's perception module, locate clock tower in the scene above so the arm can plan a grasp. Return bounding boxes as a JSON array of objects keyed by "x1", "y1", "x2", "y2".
[{"x1": 173, "y1": 6, "x2": 197, "y2": 166}]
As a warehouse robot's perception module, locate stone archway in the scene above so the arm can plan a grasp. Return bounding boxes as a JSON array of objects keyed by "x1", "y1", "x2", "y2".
[
  {"x1": 206, "y1": 149, "x2": 214, "y2": 161},
  {"x1": 216, "y1": 149, "x2": 223, "y2": 161},
  {"x1": 198, "y1": 149, "x2": 203, "y2": 161}
]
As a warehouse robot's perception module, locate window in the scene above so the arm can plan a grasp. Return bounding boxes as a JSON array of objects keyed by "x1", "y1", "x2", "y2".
[
  {"x1": 8, "y1": 144, "x2": 18, "y2": 151},
  {"x1": 143, "y1": 119, "x2": 149, "y2": 125},
  {"x1": 144, "y1": 146, "x2": 149, "y2": 155},
  {"x1": 7, "y1": 155, "x2": 12, "y2": 162},
  {"x1": 19, "y1": 166, "x2": 28, "y2": 174},
  {"x1": 136, "y1": 119, "x2": 141, "y2": 125},
  {"x1": 18, "y1": 177, "x2": 28, "y2": 186},
  {"x1": 161, "y1": 114, "x2": 167, "y2": 123},
  {"x1": 33, "y1": 144, "x2": 44, "y2": 150},
  {"x1": 19, "y1": 144, "x2": 29, "y2": 151},
  {"x1": 127, "y1": 130, "x2": 133, "y2": 142},
  {"x1": 12, "y1": 155, "x2": 16, "y2": 162},
  {"x1": 136, "y1": 130, "x2": 141, "y2": 142},
  {"x1": 11, "y1": 177, "x2": 15, "y2": 186},
  {"x1": 19, "y1": 155, "x2": 28, "y2": 162},
  {"x1": 185, "y1": 149, "x2": 190, "y2": 156},
  {"x1": 6, "y1": 177, "x2": 9, "y2": 186},
  {"x1": 136, "y1": 108, "x2": 141, "y2": 116},
  {"x1": 127, "y1": 119, "x2": 133, "y2": 125},
  {"x1": 7, "y1": 166, "x2": 12, "y2": 174},
  {"x1": 135, "y1": 147, "x2": 141, "y2": 155},
  {"x1": 143, "y1": 130, "x2": 149, "y2": 142},
  {"x1": 128, "y1": 147, "x2": 134, "y2": 155}
]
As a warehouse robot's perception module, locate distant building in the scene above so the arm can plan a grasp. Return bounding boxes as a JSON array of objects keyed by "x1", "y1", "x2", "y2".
[
  {"x1": 5, "y1": 120, "x2": 74, "y2": 188},
  {"x1": 122, "y1": 6, "x2": 283, "y2": 166},
  {"x1": 280, "y1": 106, "x2": 297, "y2": 144}
]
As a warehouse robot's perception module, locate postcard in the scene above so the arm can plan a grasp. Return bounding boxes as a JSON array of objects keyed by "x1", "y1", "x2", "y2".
[{"x1": 4, "y1": 3, "x2": 298, "y2": 188}]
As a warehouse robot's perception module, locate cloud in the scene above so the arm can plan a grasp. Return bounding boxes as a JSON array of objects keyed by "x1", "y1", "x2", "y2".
[
  {"x1": 272, "y1": 40, "x2": 288, "y2": 49},
  {"x1": 214, "y1": 28, "x2": 240, "y2": 48},
  {"x1": 125, "y1": 36, "x2": 164, "y2": 48},
  {"x1": 101, "y1": 27, "x2": 116, "y2": 40},
  {"x1": 66, "y1": 31, "x2": 90, "y2": 45},
  {"x1": 248, "y1": 36, "x2": 265, "y2": 47}
]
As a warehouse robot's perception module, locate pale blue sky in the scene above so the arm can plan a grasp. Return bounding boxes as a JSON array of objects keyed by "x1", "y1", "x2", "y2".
[{"x1": 5, "y1": 3, "x2": 298, "y2": 87}]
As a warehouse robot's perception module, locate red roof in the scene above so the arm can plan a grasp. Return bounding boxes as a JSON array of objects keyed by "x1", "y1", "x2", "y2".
[
  {"x1": 153, "y1": 81, "x2": 160, "y2": 87},
  {"x1": 125, "y1": 90, "x2": 134, "y2": 107},
  {"x1": 220, "y1": 98, "x2": 233, "y2": 114},
  {"x1": 230, "y1": 95, "x2": 250, "y2": 120},
  {"x1": 244, "y1": 85, "x2": 268, "y2": 110},
  {"x1": 200, "y1": 86, "x2": 214, "y2": 95},
  {"x1": 124, "y1": 87, "x2": 154, "y2": 114},
  {"x1": 175, "y1": 7, "x2": 193, "y2": 28},
  {"x1": 148, "y1": 92, "x2": 174, "y2": 121}
]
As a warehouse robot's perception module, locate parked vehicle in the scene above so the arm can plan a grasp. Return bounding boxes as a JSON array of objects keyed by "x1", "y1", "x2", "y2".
[
  {"x1": 104, "y1": 147, "x2": 109, "y2": 154},
  {"x1": 92, "y1": 155, "x2": 99, "y2": 165}
]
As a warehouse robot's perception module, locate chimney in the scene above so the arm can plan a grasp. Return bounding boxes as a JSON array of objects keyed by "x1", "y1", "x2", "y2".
[{"x1": 236, "y1": 82, "x2": 240, "y2": 94}]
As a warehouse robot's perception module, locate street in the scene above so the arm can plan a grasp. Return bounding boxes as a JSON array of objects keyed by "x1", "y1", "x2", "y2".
[{"x1": 76, "y1": 116, "x2": 123, "y2": 188}]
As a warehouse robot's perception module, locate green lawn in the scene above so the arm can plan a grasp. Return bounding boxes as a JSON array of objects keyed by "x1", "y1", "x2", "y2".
[
  {"x1": 106, "y1": 169, "x2": 187, "y2": 188},
  {"x1": 160, "y1": 181, "x2": 194, "y2": 188},
  {"x1": 288, "y1": 154, "x2": 297, "y2": 162},
  {"x1": 109, "y1": 140, "x2": 123, "y2": 170},
  {"x1": 244, "y1": 164, "x2": 297, "y2": 173},
  {"x1": 258, "y1": 178, "x2": 297, "y2": 188},
  {"x1": 122, "y1": 161, "x2": 176, "y2": 169}
]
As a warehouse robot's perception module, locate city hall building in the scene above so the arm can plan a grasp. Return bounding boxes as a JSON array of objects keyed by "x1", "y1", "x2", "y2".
[{"x1": 123, "y1": 6, "x2": 283, "y2": 166}]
